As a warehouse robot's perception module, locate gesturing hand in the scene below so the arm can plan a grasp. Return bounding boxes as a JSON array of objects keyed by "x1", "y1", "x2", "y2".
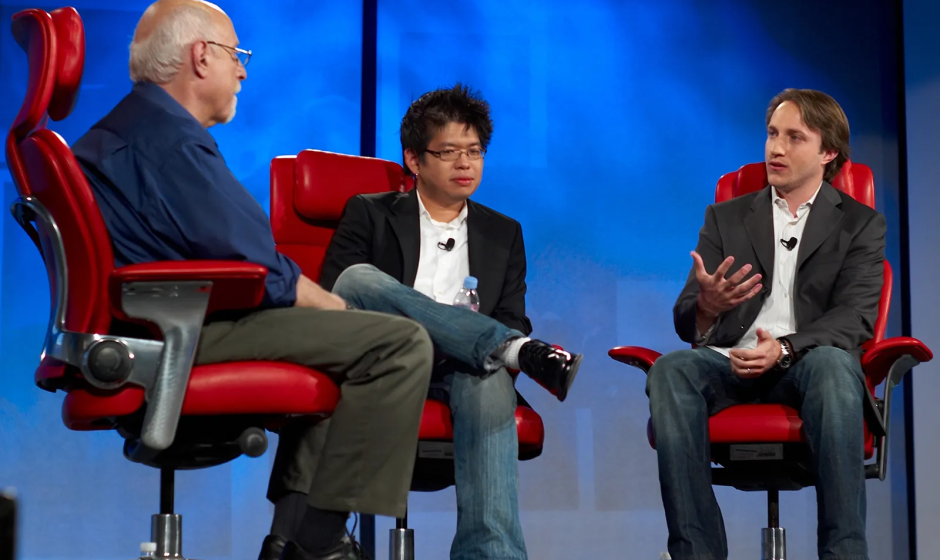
[
  {"x1": 691, "y1": 251, "x2": 763, "y2": 319},
  {"x1": 729, "y1": 328, "x2": 782, "y2": 378}
]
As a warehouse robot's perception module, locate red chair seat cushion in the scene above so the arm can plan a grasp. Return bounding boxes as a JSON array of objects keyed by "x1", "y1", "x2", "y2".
[
  {"x1": 419, "y1": 399, "x2": 544, "y2": 452},
  {"x1": 647, "y1": 403, "x2": 874, "y2": 458},
  {"x1": 62, "y1": 361, "x2": 340, "y2": 430},
  {"x1": 709, "y1": 404, "x2": 803, "y2": 443}
]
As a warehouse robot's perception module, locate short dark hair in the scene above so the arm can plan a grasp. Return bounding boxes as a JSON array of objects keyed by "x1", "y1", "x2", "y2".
[
  {"x1": 766, "y1": 88, "x2": 851, "y2": 183},
  {"x1": 400, "y1": 83, "x2": 493, "y2": 175}
]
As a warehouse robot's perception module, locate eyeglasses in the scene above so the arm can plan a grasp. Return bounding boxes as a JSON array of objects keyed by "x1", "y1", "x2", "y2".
[
  {"x1": 424, "y1": 148, "x2": 486, "y2": 162},
  {"x1": 206, "y1": 41, "x2": 252, "y2": 67}
]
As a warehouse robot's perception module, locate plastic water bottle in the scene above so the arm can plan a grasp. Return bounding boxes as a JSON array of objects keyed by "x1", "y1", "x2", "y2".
[
  {"x1": 453, "y1": 276, "x2": 480, "y2": 312},
  {"x1": 139, "y1": 542, "x2": 156, "y2": 560}
]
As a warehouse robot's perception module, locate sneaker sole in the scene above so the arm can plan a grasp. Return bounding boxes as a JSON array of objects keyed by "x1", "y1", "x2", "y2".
[{"x1": 556, "y1": 353, "x2": 582, "y2": 402}]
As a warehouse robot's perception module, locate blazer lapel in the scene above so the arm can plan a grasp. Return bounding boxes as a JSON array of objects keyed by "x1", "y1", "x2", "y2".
[
  {"x1": 389, "y1": 190, "x2": 421, "y2": 287},
  {"x1": 467, "y1": 201, "x2": 492, "y2": 309},
  {"x1": 797, "y1": 182, "x2": 844, "y2": 269},
  {"x1": 743, "y1": 187, "x2": 776, "y2": 283}
]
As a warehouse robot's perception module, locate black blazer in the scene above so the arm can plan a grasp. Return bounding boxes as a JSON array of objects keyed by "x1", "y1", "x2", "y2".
[
  {"x1": 320, "y1": 189, "x2": 533, "y2": 336},
  {"x1": 674, "y1": 183, "x2": 886, "y2": 360}
]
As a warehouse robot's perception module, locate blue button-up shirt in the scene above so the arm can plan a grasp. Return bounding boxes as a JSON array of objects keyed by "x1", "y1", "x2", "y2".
[{"x1": 72, "y1": 82, "x2": 301, "y2": 308}]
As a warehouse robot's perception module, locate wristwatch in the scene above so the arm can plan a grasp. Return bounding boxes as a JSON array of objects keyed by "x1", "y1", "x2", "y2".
[{"x1": 777, "y1": 338, "x2": 793, "y2": 370}]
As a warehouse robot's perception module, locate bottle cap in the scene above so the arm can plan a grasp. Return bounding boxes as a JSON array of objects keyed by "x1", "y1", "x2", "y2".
[
  {"x1": 463, "y1": 276, "x2": 478, "y2": 290},
  {"x1": 140, "y1": 543, "x2": 157, "y2": 553}
]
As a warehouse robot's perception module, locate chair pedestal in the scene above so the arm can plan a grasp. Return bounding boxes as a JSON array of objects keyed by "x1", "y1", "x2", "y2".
[
  {"x1": 761, "y1": 489, "x2": 786, "y2": 560},
  {"x1": 149, "y1": 468, "x2": 191, "y2": 560},
  {"x1": 761, "y1": 528, "x2": 786, "y2": 560},
  {"x1": 152, "y1": 514, "x2": 184, "y2": 559},
  {"x1": 389, "y1": 515, "x2": 414, "y2": 560}
]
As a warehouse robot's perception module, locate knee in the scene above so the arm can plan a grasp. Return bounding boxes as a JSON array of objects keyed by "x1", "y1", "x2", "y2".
[
  {"x1": 388, "y1": 317, "x2": 434, "y2": 379},
  {"x1": 801, "y1": 346, "x2": 865, "y2": 402},
  {"x1": 332, "y1": 263, "x2": 382, "y2": 298},
  {"x1": 406, "y1": 320, "x2": 434, "y2": 371},
  {"x1": 452, "y1": 370, "x2": 517, "y2": 426},
  {"x1": 477, "y1": 371, "x2": 517, "y2": 411},
  {"x1": 646, "y1": 349, "x2": 702, "y2": 396}
]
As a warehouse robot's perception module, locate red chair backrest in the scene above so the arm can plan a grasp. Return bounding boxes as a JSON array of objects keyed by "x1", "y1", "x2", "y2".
[
  {"x1": 270, "y1": 149, "x2": 413, "y2": 280},
  {"x1": 6, "y1": 7, "x2": 84, "y2": 197},
  {"x1": 716, "y1": 159, "x2": 875, "y2": 208},
  {"x1": 7, "y1": 8, "x2": 114, "y2": 387},
  {"x1": 21, "y1": 129, "x2": 115, "y2": 335},
  {"x1": 715, "y1": 161, "x2": 890, "y2": 348}
]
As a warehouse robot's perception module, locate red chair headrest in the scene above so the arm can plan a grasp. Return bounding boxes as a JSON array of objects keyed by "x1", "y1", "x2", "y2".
[
  {"x1": 10, "y1": 7, "x2": 84, "y2": 137},
  {"x1": 8, "y1": 7, "x2": 85, "y2": 198},
  {"x1": 716, "y1": 160, "x2": 874, "y2": 209},
  {"x1": 47, "y1": 8, "x2": 85, "y2": 121},
  {"x1": 292, "y1": 150, "x2": 410, "y2": 221}
]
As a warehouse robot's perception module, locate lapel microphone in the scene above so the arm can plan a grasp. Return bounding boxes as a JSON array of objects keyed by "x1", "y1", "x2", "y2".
[
  {"x1": 780, "y1": 237, "x2": 798, "y2": 251},
  {"x1": 437, "y1": 238, "x2": 456, "y2": 251}
]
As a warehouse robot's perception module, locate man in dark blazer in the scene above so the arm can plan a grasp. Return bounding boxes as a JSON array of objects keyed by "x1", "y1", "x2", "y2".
[
  {"x1": 262, "y1": 85, "x2": 578, "y2": 560},
  {"x1": 321, "y1": 188, "x2": 530, "y2": 335},
  {"x1": 647, "y1": 89, "x2": 885, "y2": 560}
]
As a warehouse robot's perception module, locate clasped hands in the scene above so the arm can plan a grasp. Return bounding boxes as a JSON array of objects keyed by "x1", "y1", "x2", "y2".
[{"x1": 692, "y1": 251, "x2": 782, "y2": 378}]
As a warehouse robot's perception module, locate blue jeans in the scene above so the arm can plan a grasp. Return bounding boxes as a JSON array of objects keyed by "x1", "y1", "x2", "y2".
[
  {"x1": 433, "y1": 361, "x2": 528, "y2": 560},
  {"x1": 333, "y1": 264, "x2": 524, "y2": 371},
  {"x1": 646, "y1": 346, "x2": 867, "y2": 560},
  {"x1": 334, "y1": 264, "x2": 528, "y2": 560}
]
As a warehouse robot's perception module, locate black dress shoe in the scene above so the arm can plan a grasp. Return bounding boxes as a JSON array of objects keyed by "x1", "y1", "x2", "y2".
[
  {"x1": 279, "y1": 539, "x2": 368, "y2": 560},
  {"x1": 517, "y1": 340, "x2": 582, "y2": 402},
  {"x1": 258, "y1": 534, "x2": 287, "y2": 560}
]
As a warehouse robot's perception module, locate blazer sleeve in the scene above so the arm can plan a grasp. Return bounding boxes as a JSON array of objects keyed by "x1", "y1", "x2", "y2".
[
  {"x1": 674, "y1": 204, "x2": 725, "y2": 344},
  {"x1": 319, "y1": 195, "x2": 375, "y2": 291},
  {"x1": 786, "y1": 212, "x2": 885, "y2": 358},
  {"x1": 492, "y1": 221, "x2": 533, "y2": 335}
]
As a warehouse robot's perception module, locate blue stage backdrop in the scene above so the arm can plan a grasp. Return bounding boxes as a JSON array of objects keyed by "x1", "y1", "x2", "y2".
[
  {"x1": 0, "y1": 0, "x2": 911, "y2": 559},
  {"x1": 904, "y1": 0, "x2": 940, "y2": 556}
]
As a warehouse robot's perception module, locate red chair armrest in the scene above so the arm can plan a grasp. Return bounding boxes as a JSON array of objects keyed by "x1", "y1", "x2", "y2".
[
  {"x1": 110, "y1": 261, "x2": 268, "y2": 319},
  {"x1": 608, "y1": 346, "x2": 662, "y2": 374},
  {"x1": 862, "y1": 336, "x2": 933, "y2": 387}
]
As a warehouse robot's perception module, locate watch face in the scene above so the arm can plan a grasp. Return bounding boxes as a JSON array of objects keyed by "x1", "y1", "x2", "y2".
[{"x1": 778, "y1": 343, "x2": 791, "y2": 368}]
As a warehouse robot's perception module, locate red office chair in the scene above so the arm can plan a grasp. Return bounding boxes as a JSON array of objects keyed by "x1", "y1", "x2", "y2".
[
  {"x1": 271, "y1": 149, "x2": 546, "y2": 560},
  {"x1": 609, "y1": 161, "x2": 933, "y2": 560},
  {"x1": 7, "y1": 9, "x2": 340, "y2": 559}
]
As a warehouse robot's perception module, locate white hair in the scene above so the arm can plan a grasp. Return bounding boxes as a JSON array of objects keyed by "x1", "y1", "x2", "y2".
[{"x1": 129, "y1": 3, "x2": 214, "y2": 84}]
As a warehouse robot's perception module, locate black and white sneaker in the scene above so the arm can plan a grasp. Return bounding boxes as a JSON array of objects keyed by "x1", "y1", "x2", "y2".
[{"x1": 517, "y1": 340, "x2": 582, "y2": 402}]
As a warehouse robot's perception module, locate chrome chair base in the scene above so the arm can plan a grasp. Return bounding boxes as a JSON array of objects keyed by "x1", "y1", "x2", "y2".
[
  {"x1": 761, "y1": 527, "x2": 786, "y2": 560},
  {"x1": 389, "y1": 527, "x2": 414, "y2": 560}
]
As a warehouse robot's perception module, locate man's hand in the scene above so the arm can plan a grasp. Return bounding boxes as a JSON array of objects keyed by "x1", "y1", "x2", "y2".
[
  {"x1": 692, "y1": 251, "x2": 763, "y2": 328},
  {"x1": 729, "y1": 328, "x2": 782, "y2": 378},
  {"x1": 295, "y1": 274, "x2": 348, "y2": 310}
]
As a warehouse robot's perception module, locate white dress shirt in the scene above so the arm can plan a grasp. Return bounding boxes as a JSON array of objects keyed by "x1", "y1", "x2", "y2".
[
  {"x1": 708, "y1": 184, "x2": 822, "y2": 357},
  {"x1": 413, "y1": 191, "x2": 470, "y2": 304}
]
